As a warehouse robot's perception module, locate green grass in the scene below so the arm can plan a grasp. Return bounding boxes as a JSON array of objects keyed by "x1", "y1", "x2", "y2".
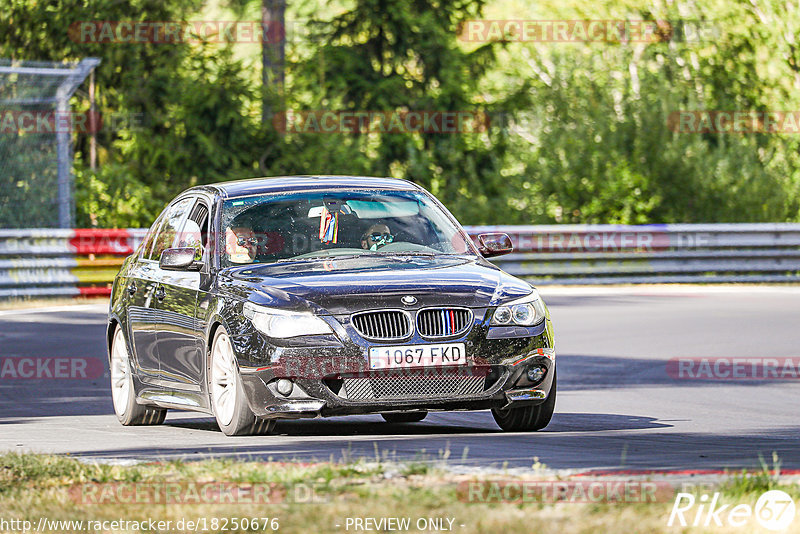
[
  {"x1": 2, "y1": 453, "x2": 800, "y2": 533},
  {"x1": 716, "y1": 452, "x2": 799, "y2": 500}
]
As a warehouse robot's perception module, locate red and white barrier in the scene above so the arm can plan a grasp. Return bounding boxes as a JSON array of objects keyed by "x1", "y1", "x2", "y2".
[
  {"x1": 1, "y1": 224, "x2": 799, "y2": 298},
  {"x1": 0, "y1": 228, "x2": 146, "y2": 299}
]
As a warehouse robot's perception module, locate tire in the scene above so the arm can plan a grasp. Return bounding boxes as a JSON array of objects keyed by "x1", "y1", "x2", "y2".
[
  {"x1": 492, "y1": 369, "x2": 556, "y2": 432},
  {"x1": 381, "y1": 411, "x2": 428, "y2": 423},
  {"x1": 210, "y1": 327, "x2": 275, "y2": 436},
  {"x1": 109, "y1": 325, "x2": 166, "y2": 426}
]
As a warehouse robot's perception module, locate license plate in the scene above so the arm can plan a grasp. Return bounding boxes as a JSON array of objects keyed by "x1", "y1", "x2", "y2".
[{"x1": 369, "y1": 343, "x2": 467, "y2": 370}]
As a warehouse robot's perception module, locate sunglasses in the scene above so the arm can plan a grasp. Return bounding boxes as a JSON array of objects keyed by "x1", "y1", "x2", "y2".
[
  {"x1": 236, "y1": 236, "x2": 259, "y2": 246},
  {"x1": 369, "y1": 232, "x2": 394, "y2": 243}
]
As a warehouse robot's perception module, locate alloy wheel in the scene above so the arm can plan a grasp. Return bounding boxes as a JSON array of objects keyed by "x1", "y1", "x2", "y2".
[{"x1": 211, "y1": 332, "x2": 238, "y2": 426}]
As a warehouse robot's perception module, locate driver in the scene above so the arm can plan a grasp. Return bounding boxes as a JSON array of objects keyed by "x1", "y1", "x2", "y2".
[
  {"x1": 225, "y1": 225, "x2": 258, "y2": 264},
  {"x1": 361, "y1": 223, "x2": 394, "y2": 251}
]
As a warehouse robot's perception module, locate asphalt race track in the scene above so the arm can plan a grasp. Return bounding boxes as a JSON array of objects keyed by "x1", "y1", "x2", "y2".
[{"x1": 1, "y1": 286, "x2": 799, "y2": 473}]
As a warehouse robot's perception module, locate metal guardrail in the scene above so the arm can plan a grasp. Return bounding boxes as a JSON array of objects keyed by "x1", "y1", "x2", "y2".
[
  {"x1": 469, "y1": 223, "x2": 800, "y2": 285},
  {"x1": 0, "y1": 224, "x2": 798, "y2": 298}
]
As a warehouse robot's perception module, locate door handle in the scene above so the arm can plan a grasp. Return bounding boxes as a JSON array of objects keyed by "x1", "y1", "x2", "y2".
[
  {"x1": 155, "y1": 285, "x2": 166, "y2": 302},
  {"x1": 127, "y1": 281, "x2": 137, "y2": 297}
]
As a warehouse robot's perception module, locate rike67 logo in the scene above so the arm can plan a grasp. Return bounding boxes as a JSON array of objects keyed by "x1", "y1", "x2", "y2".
[{"x1": 668, "y1": 490, "x2": 796, "y2": 530}]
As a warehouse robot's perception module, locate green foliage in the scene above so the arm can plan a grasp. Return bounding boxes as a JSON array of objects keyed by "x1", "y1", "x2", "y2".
[
  {"x1": 496, "y1": 0, "x2": 800, "y2": 223},
  {"x1": 285, "y1": 0, "x2": 521, "y2": 223},
  {"x1": 0, "y1": 0, "x2": 269, "y2": 227},
  {"x1": 0, "y1": 133, "x2": 60, "y2": 227},
  {"x1": 73, "y1": 160, "x2": 159, "y2": 228},
  {"x1": 1, "y1": 0, "x2": 799, "y2": 226}
]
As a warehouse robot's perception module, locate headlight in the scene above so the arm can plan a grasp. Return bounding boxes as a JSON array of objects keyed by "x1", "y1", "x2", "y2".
[
  {"x1": 491, "y1": 290, "x2": 546, "y2": 327},
  {"x1": 243, "y1": 302, "x2": 333, "y2": 338}
]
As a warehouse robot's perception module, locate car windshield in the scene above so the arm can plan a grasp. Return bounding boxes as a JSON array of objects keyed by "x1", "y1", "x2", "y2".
[{"x1": 219, "y1": 189, "x2": 476, "y2": 267}]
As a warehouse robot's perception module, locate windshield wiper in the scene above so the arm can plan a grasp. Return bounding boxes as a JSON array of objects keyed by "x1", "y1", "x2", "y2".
[
  {"x1": 275, "y1": 251, "x2": 443, "y2": 263},
  {"x1": 275, "y1": 253, "x2": 371, "y2": 263},
  {"x1": 376, "y1": 251, "x2": 437, "y2": 257}
]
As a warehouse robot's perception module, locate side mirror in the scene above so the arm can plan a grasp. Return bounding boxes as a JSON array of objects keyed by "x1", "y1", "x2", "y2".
[
  {"x1": 160, "y1": 247, "x2": 202, "y2": 271},
  {"x1": 477, "y1": 233, "x2": 513, "y2": 258}
]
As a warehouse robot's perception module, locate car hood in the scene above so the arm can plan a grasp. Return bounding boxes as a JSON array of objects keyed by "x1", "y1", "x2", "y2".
[{"x1": 218, "y1": 255, "x2": 533, "y2": 315}]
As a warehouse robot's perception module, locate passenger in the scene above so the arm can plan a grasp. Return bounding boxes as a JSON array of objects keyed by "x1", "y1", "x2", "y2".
[{"x1": 361, "y1": 223, "x2": 394, "y2": 250}]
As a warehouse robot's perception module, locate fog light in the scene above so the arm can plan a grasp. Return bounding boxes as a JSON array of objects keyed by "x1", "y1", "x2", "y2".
[
  {"x1": 276, "y1": 378, "x2": 294, "y2": 396},
  {"x1": 526, "y1": 366, "x2": 545, "y2": 383}
]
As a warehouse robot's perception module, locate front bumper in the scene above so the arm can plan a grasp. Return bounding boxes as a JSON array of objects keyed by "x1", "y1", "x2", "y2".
[
  {"x1": 234, "y1": 312, "x2": 556, "y2": 419},
  {"x1": 240, "y1": 369, "x2": 555, "y2": 419}
]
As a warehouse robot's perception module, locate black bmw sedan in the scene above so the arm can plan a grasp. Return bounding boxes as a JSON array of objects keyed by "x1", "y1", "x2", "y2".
[{"x1": 107, "y1": 176, "x2": 556, "y2": 436}]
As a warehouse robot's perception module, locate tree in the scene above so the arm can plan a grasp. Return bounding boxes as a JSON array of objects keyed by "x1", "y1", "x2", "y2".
[
  {"x1": 0, "y1": 0, "x2": 269, "y2": 226},
  {"x1": 261, "y1": 0, "x2": 286, "y2": 121},
  {"x1": 288, "y1": 0, "x2": 523, "y2": 222}
]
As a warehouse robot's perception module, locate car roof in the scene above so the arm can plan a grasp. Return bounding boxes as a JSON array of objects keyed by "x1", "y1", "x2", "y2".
[{"x1": 193, "y1": 175, "x2": 421, "y2": 199}]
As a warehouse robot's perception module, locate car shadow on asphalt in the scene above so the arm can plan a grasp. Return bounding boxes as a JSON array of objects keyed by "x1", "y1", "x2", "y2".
[
  {"x1": 64, "y1": 424, "x2": 800, "y2": 473},
  {"x1": 162, "y1": 411, "x2": 671, "y2": 436}
]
